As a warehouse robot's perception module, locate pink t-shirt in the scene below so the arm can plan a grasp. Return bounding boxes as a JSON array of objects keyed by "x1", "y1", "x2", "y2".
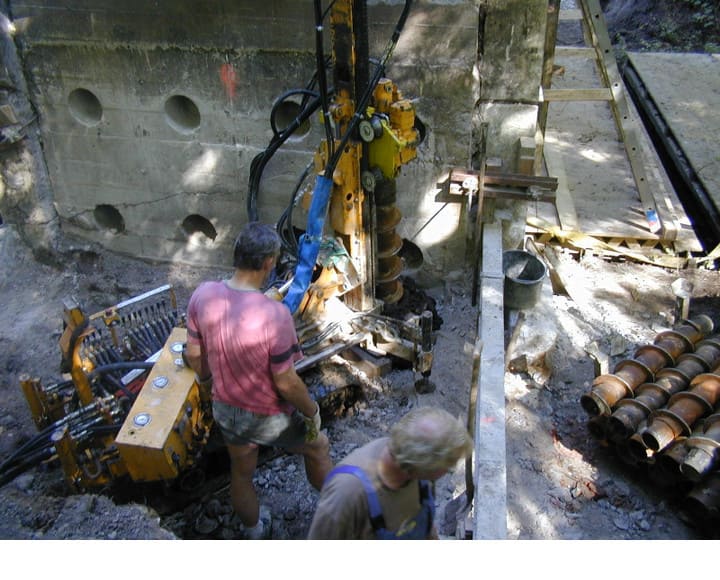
[{"x1": 186, "y1": 281, "x2": 303, "y2": 415}]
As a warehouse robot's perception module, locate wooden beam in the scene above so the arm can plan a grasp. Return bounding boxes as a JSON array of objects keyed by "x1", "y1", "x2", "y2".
[
  {"x1": 541, "y1": 87, "x2": 613, "y2": 102},
  {"x1": 472, "y1": 221, "x2": 507, "y2": 539},
  {"x1": 555, "y1": 46, "x2": 597, "y2": 58},
  {"x1": 449, "y1": 167, "x2": 558, "y2": 191},
  {"x1": 538, "y1": 0, "x2": 561, "y2": 137},
  {"x1": 542, "y1": 141, "x2": 579, "y2": 232},
  {"x1": 559, "y1": 8, "x2": 582, "y2": 20},
  {"x1": 483, "y1": 185, "x2": 556, "y2": 203}
]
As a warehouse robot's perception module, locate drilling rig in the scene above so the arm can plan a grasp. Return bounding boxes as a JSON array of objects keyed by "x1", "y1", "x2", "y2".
[
  {"x1": 269, "y1": 0, "x2": 435, "y2": 390},
  {"x1": 4, "y1": 0, "x2": 435, "y2": 495}
]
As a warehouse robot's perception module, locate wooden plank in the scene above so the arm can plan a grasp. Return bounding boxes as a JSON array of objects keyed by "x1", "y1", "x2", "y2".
[
  {"x1": 623, "y1": 127, "x2": 658, "y2": 225},
  {"x1": 473, "y1": 220, "x2": 507, "y2": 540},
  {"x1": 526, "y1": 216, "x2": 687, "y2": 268},
  {"x1": 340, "y1": 346, "x2": 392, "y2": 378},
  {"x1": 538, "y1": 0, "x2": 561, "y2": 137},
  {"x1": 518, "y1": 136, "x2": 536, "y2": 175},
  {"x1": 451, "y1": 167, "x2": 558, "y2": 190},
  {"x1": 627, "y1": 53, "x2": 720, "y2": 219},
  {"x1": 483, "y1": 185, "x2": 556, "y2": 203},
  {"x1": 535, "y1": 0, "x2": 697, "y2": 251},
  {"x1": 555, "y1": 46, "x2": 597, "y2": 58},
  {"x1": 559, "y1": 8, "x2": 582, "y2": 20},
  {"x1": 542, "y1": 141, "x2": 578, "y2": 232},
  {"x1": 580, "y1": 0, "x2": 675, "y2": 239},
  {"x1": 542, "y1": 88, "x2": 613, "y2": 102}
]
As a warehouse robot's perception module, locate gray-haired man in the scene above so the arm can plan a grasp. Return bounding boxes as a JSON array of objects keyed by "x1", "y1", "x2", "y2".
[{"x1": 308, "y1": 406, "x2": 472, "y2": 539}]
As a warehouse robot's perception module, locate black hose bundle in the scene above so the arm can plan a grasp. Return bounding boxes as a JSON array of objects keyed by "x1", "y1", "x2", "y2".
[
  {"x1": 246, "y1": 0, "x2": 413, "y2": 232},
  {"x1": 246, "y1": 89, "x2": 323, "y2": 223},
  {"x1": 0, "y1": 360, "x2": 155, "y2": 489}
]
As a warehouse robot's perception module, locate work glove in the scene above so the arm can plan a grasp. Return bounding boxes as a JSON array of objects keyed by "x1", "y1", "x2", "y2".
[{"x1": 302, "y1": 402, "x2": 321, "y2": 442}]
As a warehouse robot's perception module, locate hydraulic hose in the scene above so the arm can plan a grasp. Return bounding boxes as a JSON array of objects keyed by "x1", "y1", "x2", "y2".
[
  {"x1": 87, "y1": 361, "x2": 155, "y2": 379},
  {"x1": 0, "y1": 446, "x2": 56, "y2": 488},
  {"x1": 325, "y1": 0, "x2": 412, "y2": 177},
  {"x1": 282, "y1": 1, "x2": 412, "y2": 315},
  {"x1": 269, "y1": 88, "x2": 322, "y2": 139},
  {"x1": 247, "y1": 94, "x2": 322, "y2": 222},
  {"x1": 315, "y1": 0, "x2": 335, "y2": 161},
  {"x1": 283, "y1": 175, "x2": 334, "y2": 313},
  {"x1": 0, "y1": 396, "x2": 124, "y2": 488},
  {"x1": 277, "y1": 161, "x2": 314, "y2": 255}
]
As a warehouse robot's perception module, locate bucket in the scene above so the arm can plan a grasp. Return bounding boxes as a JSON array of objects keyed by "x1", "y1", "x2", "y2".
[{"x1": 502, "y1": 250, "x2": 547, "y2": 310}]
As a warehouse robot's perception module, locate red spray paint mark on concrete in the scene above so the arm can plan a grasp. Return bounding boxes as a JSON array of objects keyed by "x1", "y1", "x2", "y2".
[{"x1": 219, "y1": 63, "x2": 237, "y2": 103}]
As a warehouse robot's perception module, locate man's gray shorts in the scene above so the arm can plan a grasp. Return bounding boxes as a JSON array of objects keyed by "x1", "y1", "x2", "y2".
[{"x1": 212, "y1": 400, "x2": 308, "y2": 448}]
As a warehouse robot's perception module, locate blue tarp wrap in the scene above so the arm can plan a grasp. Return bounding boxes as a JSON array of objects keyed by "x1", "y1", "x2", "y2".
[{"x1": 283, "y1": 174, "x2": 333, "y2": 314}]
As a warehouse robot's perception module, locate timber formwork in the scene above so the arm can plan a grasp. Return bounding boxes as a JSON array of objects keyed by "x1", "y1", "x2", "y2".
[{"x1": 533, "y1": 0, "x2": 703, "y2": 261}]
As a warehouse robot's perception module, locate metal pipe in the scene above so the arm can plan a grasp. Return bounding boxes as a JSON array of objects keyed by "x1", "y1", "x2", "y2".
[
  {"x1": 641, "y1": 366, "x2": 720, "y2": 453},
  {"x1": 649, "y1": 436, "x2": 693, "y2": 489},
  {"x1": 607, "y1": 337, "x2": 720, "y2": 441},
  {"x1": 680, "y1": 470, "x2": 720, "y2": 535},
  {"x1": 681, "y1": 412, "x2": 720, "y2": 482},
  {"x1": 624, "y1": 423, "x2": 654, "y2": 465},
  {"x1": 580, "y1": 315, "x2": 713, "y2": 417},
  {"x1": 613, "y1": 418, "x2": 650, "y2": 467}
]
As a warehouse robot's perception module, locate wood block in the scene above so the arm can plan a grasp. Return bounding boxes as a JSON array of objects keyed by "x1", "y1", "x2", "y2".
[
  {"x1": 341, "y1": 346, "x2": 392, "y2": 377},
  {"x1": 518, "y1": 155, "x2": 535, "y2": 175},
  {"x1": 0, "y1": 104, "x2": 17, "y2": 126}
]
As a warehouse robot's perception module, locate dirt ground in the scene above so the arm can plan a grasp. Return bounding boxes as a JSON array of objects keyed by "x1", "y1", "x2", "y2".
[
  {"x1": 1, "y1": 0, "x2": 720, "y2": 553},
  {"x1": 2, "y1": 219, "x2": 720, "y2": 543}
]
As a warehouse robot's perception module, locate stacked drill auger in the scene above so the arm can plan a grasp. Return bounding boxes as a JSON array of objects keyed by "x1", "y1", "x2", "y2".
[{"x1": 580, "y1": 315, "x2": 720, "y2": 537}]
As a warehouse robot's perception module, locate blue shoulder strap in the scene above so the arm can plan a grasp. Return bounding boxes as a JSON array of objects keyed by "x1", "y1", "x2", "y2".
[
  {"x1": 418, "y1": 480, "x2": 436, "y2": 531},
  {"x1": 326, "y1": 464, "x2": 387, "y2": 532}
]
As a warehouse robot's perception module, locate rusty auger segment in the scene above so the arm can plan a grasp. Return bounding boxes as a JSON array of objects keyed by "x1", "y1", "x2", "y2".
[
  {"x1": 580, "y1": 315, "x2": 714, "y2": 418},
  {"x1": 374, "y1": 178, "x2": 404, "y2": 304},
  {"x1": 680, "y1": 470, "x2": 720, "y2": 535},
  {"x1": 607, "y1": 337, "x2": 720, "y2": 443},
  {"x1": 645, "y1": 420, "x2": 707, "y2": 488},
  {"x1": 681, "y1": 413, "x2": 720, "y2": 482},
  {"x1": 641, "y1": 363, "x2": 720, "y2": 454}
]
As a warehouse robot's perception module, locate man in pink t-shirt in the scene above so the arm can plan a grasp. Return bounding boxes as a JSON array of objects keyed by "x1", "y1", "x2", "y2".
[{"x1": 184, "y1": 222, "x2": 333, "y2": 540}]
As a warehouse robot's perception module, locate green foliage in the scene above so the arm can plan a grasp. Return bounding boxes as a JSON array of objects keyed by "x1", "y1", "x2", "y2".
[
  {"x1": 644, "y1": 0, "x2": 717, "y2": 51},
  {"x1": 683, "y1": 0, "x2": 719, "y2": 32}
]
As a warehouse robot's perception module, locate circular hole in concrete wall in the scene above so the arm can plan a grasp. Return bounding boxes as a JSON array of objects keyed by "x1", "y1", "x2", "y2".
[
  {"x1": 399, "y1": 238, "x2": 423, "y2": 274},
  {"x1": 68, "y1": 88, "x2": 103, "y2": 126},
  {"x1": 94, "y1": 204, "x2": 125, "y2": 233},
  {"x1": 182, "y1": 214, "x2": 217, "y2": 241},
  {"x1": 273, "y1": 100, "x2": 311, "y2": 140},
  {"x1": 164, "y1": 95, "x2": 201, "y2": 134}
]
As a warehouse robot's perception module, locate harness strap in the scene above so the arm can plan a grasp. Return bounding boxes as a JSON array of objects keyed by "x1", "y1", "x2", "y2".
[
  {"x1": 326, "y1": 464, "x2": 435, "y2": 539},
  {"x1": 418, "y1": 480, "x2": 435, "y2": 531},
  {"x1": 329, "y1": 465, "x2": 387, "y2": 531}
]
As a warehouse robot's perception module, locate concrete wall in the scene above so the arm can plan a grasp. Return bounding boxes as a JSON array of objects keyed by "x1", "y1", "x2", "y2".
[
  {"x1": 477, "y1": 0, "x2": 548, "y2": 249},
  {"x1": 1, "y1": 0, "x2": 548, "y2": 278}
]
